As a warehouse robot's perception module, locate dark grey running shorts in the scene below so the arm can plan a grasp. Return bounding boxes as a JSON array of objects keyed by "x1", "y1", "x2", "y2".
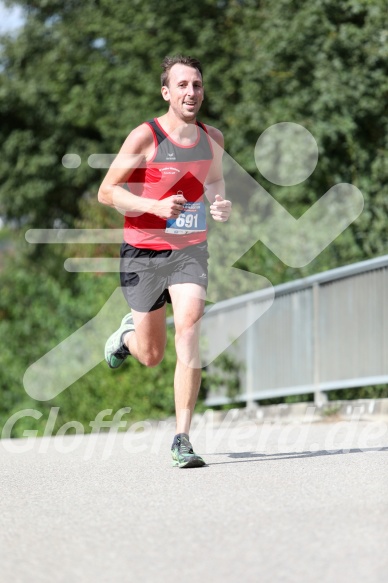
[{"x1": 120, "y1": 241, "x2": 209, "y2": 312}]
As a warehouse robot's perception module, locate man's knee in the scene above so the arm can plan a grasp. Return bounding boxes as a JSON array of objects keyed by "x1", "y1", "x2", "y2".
[
  {"x1": 174, "y1": 322, "x2": 200, "y2": 351},
  {"x1": 139, "y1": 347, "x2": 165, "y2": 368}
]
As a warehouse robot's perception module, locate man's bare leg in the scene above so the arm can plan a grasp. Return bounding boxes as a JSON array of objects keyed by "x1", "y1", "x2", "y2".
[
  {"x1": 123, "y1": 304, "x2": 167, "y2": 367},
  {"x1": 169, "y1": 283, "x2": 206, "y2": 435}
]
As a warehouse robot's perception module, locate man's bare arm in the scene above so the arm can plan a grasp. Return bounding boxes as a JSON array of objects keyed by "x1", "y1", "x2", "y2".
[
  {"x1": 204, "y1": 125, "x2": 231, "y2": 222},
  {"x1": 98, "y1": 124, "x2": 186, "y2": 220}
]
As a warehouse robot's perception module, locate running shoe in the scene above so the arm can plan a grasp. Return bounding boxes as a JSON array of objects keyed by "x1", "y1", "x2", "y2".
[
  {"x1": 171, "y1": 434, "x2": 206, "y2": 468},
  {"x1": 105, "y1": 312, "x2": 134, "y2": 369}
]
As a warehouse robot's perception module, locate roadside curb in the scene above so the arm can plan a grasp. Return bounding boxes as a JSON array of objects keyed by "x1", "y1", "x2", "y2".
[{"x1": 190, "y1": 398, "x2": 388, "y2": 427}]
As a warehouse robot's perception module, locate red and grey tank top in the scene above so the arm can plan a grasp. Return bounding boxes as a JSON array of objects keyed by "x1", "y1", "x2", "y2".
[{"x1": 123, "y1": 118, "x2": 213, "y2": 250}]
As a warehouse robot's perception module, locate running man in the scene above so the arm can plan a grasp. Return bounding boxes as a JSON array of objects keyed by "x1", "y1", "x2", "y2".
[{"x1": 98, "y1": 55, "x2": 231, "y2": 468}]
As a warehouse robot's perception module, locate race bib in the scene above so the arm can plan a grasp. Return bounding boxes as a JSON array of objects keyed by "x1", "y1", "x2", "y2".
[{"x1": 165, "y1": 201, "x2": 206, "y2": 235}]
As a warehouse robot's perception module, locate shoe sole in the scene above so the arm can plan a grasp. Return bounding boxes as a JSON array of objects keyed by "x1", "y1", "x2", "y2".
[
  {"x1": 172, "y1": 457, "x2": 206, "y2": 469},
  {"x1": 105, "y1": 357, "x2": 125, "y2": 370},
  {"x1": 105, "y1": 312, "x2": 134, "y2": 368},
  {"x1": 104, "y1": 333, "x2": 127, "y2": 369}
]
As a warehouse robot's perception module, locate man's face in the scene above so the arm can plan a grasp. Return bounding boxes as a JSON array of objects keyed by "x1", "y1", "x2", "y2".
[{"x1": 161, "y1": 63, "x2": 204, "y2": 121}]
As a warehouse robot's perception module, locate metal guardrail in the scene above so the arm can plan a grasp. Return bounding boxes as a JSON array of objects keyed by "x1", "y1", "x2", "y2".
[{"x1": 202, "y1": 255, "x2": 388, "y2": 406}]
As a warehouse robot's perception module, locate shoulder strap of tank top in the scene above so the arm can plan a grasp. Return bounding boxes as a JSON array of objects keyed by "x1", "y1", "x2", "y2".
[
  {"x1": 196, "y1": 120, "x2": 208, "y2": 133},
  {"x1": 145, "y1": 119, "x2": 166, "y2": 145}
]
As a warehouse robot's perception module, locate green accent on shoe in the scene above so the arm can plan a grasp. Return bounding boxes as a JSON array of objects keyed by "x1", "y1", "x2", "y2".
[
  {"x1": 105, "y1": 312, "x2": 135, "y2": 369},
  {"x1": 171, "y1": 435, "x2": 206, "y2": 468}
]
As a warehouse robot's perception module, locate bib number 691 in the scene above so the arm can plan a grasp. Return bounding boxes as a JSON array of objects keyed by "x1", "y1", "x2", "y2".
[{"x1": 176, "y1": 213, "x2": 198, "y2": 229}]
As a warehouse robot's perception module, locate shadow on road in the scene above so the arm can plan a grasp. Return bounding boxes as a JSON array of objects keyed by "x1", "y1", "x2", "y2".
[{"x1": 206, "y1": 446, "x2": 388, "y2": 465}]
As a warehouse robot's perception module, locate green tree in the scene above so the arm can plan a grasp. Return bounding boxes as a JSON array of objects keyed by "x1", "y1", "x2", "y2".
[
  {"x1": 221, "y1": 0, "x2": 388, "y2": 276},
  {"x1": 0, "y1": 0, "x2": 231, "y2": 227},
  {"x1": 1, "y1": 0, "x2": 387, "y2": 430}
]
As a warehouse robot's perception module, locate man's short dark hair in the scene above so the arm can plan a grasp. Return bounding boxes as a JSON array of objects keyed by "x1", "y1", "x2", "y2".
[{"x1": 161, "y1": 55, "x2": 203, "y2": 87}]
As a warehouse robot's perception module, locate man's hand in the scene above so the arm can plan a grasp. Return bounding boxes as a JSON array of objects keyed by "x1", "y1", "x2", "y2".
[
  {"x1": 152, "y1": 194, "x2": 187, "y2": 219},
  {"x1": 210, "y1": 194, "x2": 232, "y2": 222}
]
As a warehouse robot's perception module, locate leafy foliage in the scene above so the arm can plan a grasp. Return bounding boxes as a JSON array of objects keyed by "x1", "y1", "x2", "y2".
[{"x1": 1, "y1": 0, "x2": 387, "y2": 434}]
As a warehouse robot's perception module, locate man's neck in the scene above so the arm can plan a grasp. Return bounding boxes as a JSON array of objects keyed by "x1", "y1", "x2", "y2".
[{"x1": 157, "y1": 111, "x2": 198, "y2": 144}]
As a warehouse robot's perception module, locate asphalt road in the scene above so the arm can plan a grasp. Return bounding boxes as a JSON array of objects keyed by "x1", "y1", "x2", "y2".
[{"x1": 1, "y1": 416, "x2": 387, "y2": 583}]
